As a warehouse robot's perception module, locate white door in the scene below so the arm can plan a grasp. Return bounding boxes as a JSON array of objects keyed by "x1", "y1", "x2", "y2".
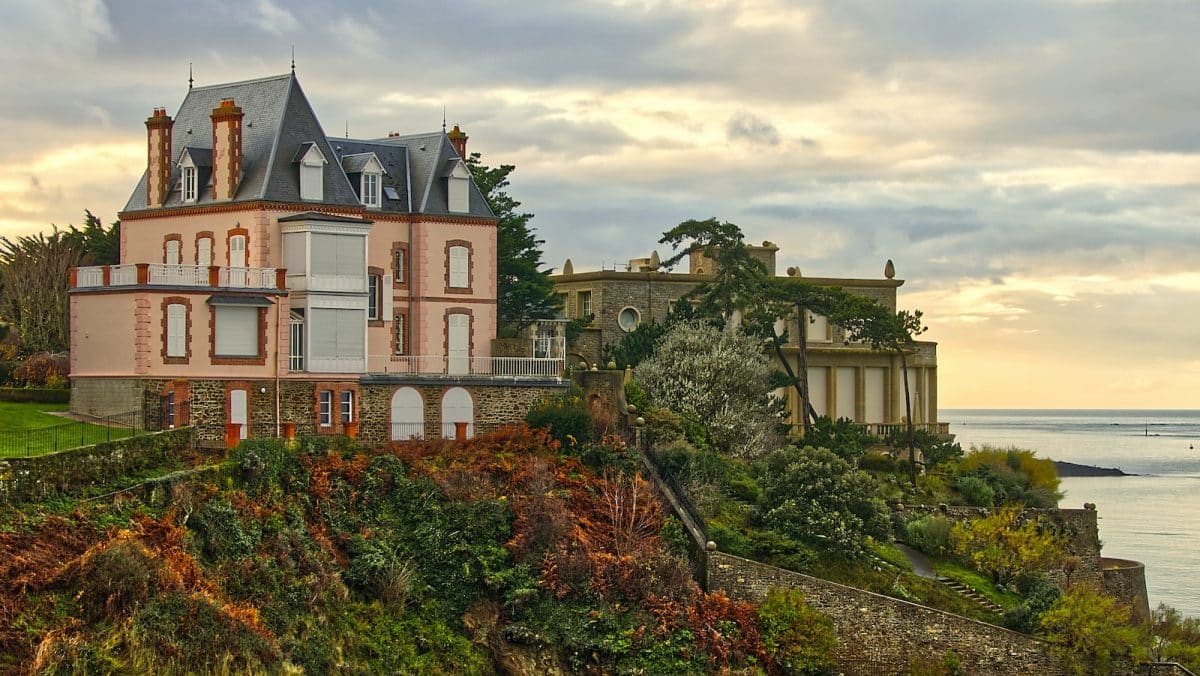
[
  {"x1": 229, "y1": 388, "x2": 249, "y2": 439},
  {"x1": 390, "y1": 387, "x2": 424, "y2": 440},
  {"x1": 448, "y1": 313, "x2": 469, "y2": 374},
  {"x1": 229, "y1": 234, "x2": 247, "y2": 286}
]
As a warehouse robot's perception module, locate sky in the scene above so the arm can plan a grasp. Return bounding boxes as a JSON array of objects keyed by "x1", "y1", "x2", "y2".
[{"x1": 0, "y1": 0, "x2": 1197, "y2": 409}]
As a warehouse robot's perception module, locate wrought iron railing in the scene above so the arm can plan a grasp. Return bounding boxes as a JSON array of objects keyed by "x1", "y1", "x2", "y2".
[{"x1": 0, "y1": 410, "x2": 147, "y2": 458}]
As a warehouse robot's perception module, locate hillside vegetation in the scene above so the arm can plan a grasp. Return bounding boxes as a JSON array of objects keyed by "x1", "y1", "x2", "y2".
[{"x1": 0, "y1": 427, "x2": 834, "y2": 674}]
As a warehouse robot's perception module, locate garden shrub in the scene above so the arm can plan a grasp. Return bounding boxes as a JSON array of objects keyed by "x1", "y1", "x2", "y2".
[
  {"x1": 128, "y1": 592, "x2": 278, "y2": 671},
  {"x1": 347, "y1": 537, "x2": 417, "y2": 605},
  {"x1": 954, "y1": 475, "x2": 996, "y2": 507},
  {"x1": 1002, "y1": 576, "x2": 1061, "y2": 633},
  {"x1": 805, "y1": 415, "x2": 879, "y2": 460},
  {"x1": 758, "y1": 587, "x2": 837, "y2": 675},
  {"x1": 859, "y1": 452, "x2": 897, "y2": 473},
  {"x1": 958, "y1": 446, "x2": 1061, "y2": 508},
  {"x1": 952, "y1": 505, "x2": 1064, "y2": 584},
  {"x1": 1150, "y1": 603, "x2": 1200, "y2": 673},
  {"x1": 525, "y1": 390, "x2": 593, "y2": 446},
  {"x1": 190, "y1": 498, "x2": 260, "y2": 561},
  {"x1": 1038, "y1": 586, "x2": 1145, "y2": 675},
  {"x1": 624, "y1": 379, "x2": 649, "y2": 413},
  {"x1": 72, "y1": 539, "x2": 164, "y2": 622},
  {"x1": 905, "y1": 516, "x2": 954, "y2": 558},
  {"x1": 10, "y1": 352, "x2": 69, "y2": 388}
]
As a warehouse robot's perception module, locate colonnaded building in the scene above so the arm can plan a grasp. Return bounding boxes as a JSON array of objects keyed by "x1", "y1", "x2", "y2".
[
  {"x1": 69, "y1": 71, "x2": 567, "y2": 446},
  {"x1": 551, "y1": 244, "x2": 945, "y2": 436}
]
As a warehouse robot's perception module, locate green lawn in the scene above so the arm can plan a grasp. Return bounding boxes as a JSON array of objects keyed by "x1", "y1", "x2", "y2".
[{"x1": 0, "y1": 401, "x2": 136, "y2": 458}]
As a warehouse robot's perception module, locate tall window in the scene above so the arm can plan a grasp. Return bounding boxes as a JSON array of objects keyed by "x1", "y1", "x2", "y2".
[
  {"x1": 367, "y1": 274, "x2": 380, "y2": 320},
  {"x1": 197, "y1": 236, "x2": 213, "y2": 267},
  {"x1": 578, "y1": 291, "x2": 592, "y2": 318},
  {"x1": 166, "y1": 303, "x2": 186, "y2": 358},
  {"x1": 229, "y1": 234, "x2": 247, "y2": 268},
  {"x1": 289, "y1": 313, "x2": 304, "y2": 371},
  {"x1": 394, "y1": 314, "x2": 406, "y2": 355},
  {"x1": 165, "y1": 239, "x2": 181, "y2": 265},
  {"x1": 361, "y1": 172, "x2": 381, "y2": 208},
  {"x1": 183, "y1": 166, "x2": 197, "y2": 202},
  {"x1": 214, "y1": 306, "x2": 259, "y2": 357},
  {"x1": 394, "y1": 248, "x2": 405, "y2": 282},
  {"x1": 319, "y1": 390, "x2": 332, "y2": 427},
  {"x1": 340, "y1": 391, "x2": 354, "y2": 423},
  {"x1": 448, "y1": 245, "x2": 468, "y2": 288}
]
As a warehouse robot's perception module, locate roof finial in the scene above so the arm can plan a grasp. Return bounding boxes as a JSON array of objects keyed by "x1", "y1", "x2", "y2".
[
  {"x1": 442, "y1": 105, "x2": 447, "y2": 133},
  {"x1": 345, "y1": 120, "x2": 349, "y2": 138},
  {"x1": 188, "y1": 62, "x2": 193, "y2": 89},
  {"x1": 290, "y1": 45, "x2": 295, "y2": 74}
]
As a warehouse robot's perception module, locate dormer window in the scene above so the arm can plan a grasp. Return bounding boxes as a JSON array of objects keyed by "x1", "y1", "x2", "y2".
[
  {"x1": 177, "y1": 148, "x2": 209, "y2": 204},
  {"x1": 446, "y1": 159, "x2": 471, "y2": 213},
  {"x1": 342, "y1": 153, "x2": 385, "y2": 209},
  {"x1": 362, "y1": 171, "x2": 380, "y2": 208},
  {"x1": 294, "y1": 142, "x2": 327, "y2": 202}
]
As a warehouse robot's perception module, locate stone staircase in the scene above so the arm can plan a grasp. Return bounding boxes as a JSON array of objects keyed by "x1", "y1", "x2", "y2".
[{"x1": 936, "y1": 575, "x2": 1005, "y2": 615}]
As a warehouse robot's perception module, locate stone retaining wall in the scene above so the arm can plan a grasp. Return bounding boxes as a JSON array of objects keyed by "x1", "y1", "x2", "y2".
[
  {"x1": 709, "y1": 551, "x2": 1071, "y2": 676},
  {"x1": 1102, "y1": 557, "x2": 1152, "y2": 621},
  {"x1": 0, "y1": 427, "x2": 195, "y2": 503}
]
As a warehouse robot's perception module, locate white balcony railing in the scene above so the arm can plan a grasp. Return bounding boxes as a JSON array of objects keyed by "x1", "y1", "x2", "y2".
[
  {"x1": 306, "y1": 356, "x2": 367, "y2": 373},
  {"x1": 220, "y1": 267, "x2": 278, "y2": 289},
  {"x1": 366, "y1": 355, "x2": 565, "y2": 377},
  {"x1": 308, "y1": 274, "x2": 366, "y2": 293},
  {"x1": 73, "y1": 264, "x2": 279, "y2": 289},
  {"x1": 149, "y1": 264, "x2": 208, "y2": 286}
]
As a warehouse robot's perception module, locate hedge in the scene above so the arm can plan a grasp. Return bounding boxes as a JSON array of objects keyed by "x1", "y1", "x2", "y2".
[{"x1": 0, "y1": 387, "x2": 71, "y2": 404}]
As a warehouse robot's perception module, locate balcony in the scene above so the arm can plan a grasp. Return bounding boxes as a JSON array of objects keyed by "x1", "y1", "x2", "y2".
[
  {"x1": 72, "y1": 264, "x2": 284, "y2": 290},
  {"x1": 859, "y1": 422, "x2": 951, "y2": 438},
  {"x1": 356, "y1": 355, "x2": 567, "y2": 378},
  {"x1": 286, "y1": 273, "x2": 366, "y2": 293}
]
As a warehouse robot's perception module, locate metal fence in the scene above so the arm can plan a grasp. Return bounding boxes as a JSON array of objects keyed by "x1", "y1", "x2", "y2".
[{"x1": 0, "y1": 410, "x2": 146, "y2": 459}]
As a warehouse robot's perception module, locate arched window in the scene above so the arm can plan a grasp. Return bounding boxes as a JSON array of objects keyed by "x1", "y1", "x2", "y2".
[
  {"x1": 441, "y1": 387, "x2": 474, "y2": 439},
  {"x1": 197, "y1": 236, "x2": 213, "y2": 267},
  {"x1": 165, "y1": 239, "x2": 181, "y2": 265},
  {"x1": 390, "y1": 387, "x2": 424, "y2": 440}
]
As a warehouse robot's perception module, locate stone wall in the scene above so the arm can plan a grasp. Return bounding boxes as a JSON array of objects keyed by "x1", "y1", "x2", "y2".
[
  {"x1": 0, "y1": 428, "x2": 195, "y2": 503},
  {"x1": 709, "y1": 551, "x2": 1070, "y2": 676},
  {"x1": 1102, "y1": 558, "x2": 1152, "y2": 621},
  {"x1": 568, "y1": 328, "x2": 603, "y2": 366},
  {"x1": 71, "y1": 377, "x2": 146, "y2": 418}
]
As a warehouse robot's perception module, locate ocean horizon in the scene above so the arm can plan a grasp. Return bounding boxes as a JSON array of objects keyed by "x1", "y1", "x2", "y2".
[{"x1": 941, "y1": 408, "x2": 1200, "y2": 618}]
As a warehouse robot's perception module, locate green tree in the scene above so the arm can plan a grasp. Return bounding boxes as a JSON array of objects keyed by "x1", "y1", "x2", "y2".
[
  {"x1": 1039, "y1": 586, "x2": 1146, "y2": 675},
  {"x1": 62, "y1": 210, "x2": 121, "y2": 265},
  {"x1": 758, "y1": 444, "x2": 890, "y2": 559},
  {"x1": 841, "y1": 304, "x2": 928, "y2": 484},
  {"x1": 466, "y1": 154, "x2": 560, "y2": 332},
  {"x1": 951, "y1": 504, "x2": 1064, "y2": 585},
  {"x1": 636, "y1": 320, "x2": 781, "y2": 458},
  {"x1": 1150, "y1": 603, "x2": 1200, "y2": 673},
  {"x1": 0, "y1": 228, "x2": 85, "y2": 353}
]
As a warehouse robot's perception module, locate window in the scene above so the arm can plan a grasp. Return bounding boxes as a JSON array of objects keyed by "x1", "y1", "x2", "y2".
[
  {"x1": 309, "y1": 308, "x2": 365, "y2": 361},
  {"x1": 289, "y1": 313, "x2": 304, "y2": 371},
  {"x1": 361, "y1": 171, "x2": 381, "y2": 208},
  {"x1": 319, "y1": 390, "x2": 332, "y2": 427},
  {"x1": 165, "y1": 239, "x2": 181, "y2": 265},
  {"x1": 448, "y1": 245, "x2": 469, "y2": 288},
  {"x1": 806, "y1": 311, "x2": 830, "y2": 343},
  {"x1": 311, "y1": 234, "x2": 365, "y2": 279},
  {"x1": 298, "y1": 143, "x2": 327, "y2": 201},
  {"x1": 447, "y1": 161, "x2": 471, "y2": 213},
  {"x1": 340, "y1": 390, "x2": 354, "y2": 423},
  {"x1": 555, "y1": 293, "x2": 568, "y2": 319},
  {"x1": 183, "y1": 166, "x2": 197, "y2": 202},
  {"x1": 393, "y1": 247, "x2": 405, "y2": 283},
  {"x1": 394, "y1": 313, "x2": 406, "y2": 355},
  {"x1": 214, "y1": 306, "x2": 259, "y2": 357},
  {"x1": 165, "y1": 391, "x2": 176, "y2": 428},
  {"x1": 229, "y1": 234, "x2": 247, "y2": 268},
  {"x1": 618, "y1": 306, "x2": 640, "y2": 332},
  {"x1": 578, "y1": 291, "x2": 592, "y2": 319},
  {"x1": 390, "y1": 387, "x2": 424, "y2": 440},
  {"x1": 367, "y1": 274, "x2": 380, "y2": 320},
  {"x1": 197, "y1": 236, "x2": 213, "y2": 267},
  {"x1": 166, "y1": 303, "x2": 186, "y2": 357}
]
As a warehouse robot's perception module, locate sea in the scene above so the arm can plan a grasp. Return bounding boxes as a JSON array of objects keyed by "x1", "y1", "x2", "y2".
[{"x1": 941, "y1": 409, "x2": 1200, "y2": 618}]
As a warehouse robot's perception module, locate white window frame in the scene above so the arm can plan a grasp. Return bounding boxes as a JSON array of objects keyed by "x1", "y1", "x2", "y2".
[
  {"x1": 578, "y1": 290, "x2": 592, "y2": 318},
  {"x1": 618, "y1": 306, "x2": 640, "y2": 332},
  {"x1": 165, "y1": 239, "x2": 181, "y2": 266},
  {"x1": 299, "y1": 143, "x2": 327, "y2": 202},
  {"x1": 448, "y1": 245, "x2": 469, "y2": 288},
  {"x1": 361, "y1": 171, "x2": 381, "y2": 208},
  {"x1": 197, "y1": 236, "x2": 213, "y2": 267},
  {"x1": 319, "y1": 390, "x2": 332, "y2": 427},
  {"x1": 182, "y1": 165, "x2": 197, "y2": 203},
  {"x1": 340, "y1": 390, "x2": 354, "y2": 424},
  {"x1": 367, "y1": 274, "x2": 380, "y2": 320},
  {"x1": 229, "y1": 234, "x2": 247, "y2": 268},
  {"x1": 394, "y1": 248, "x2": 405, "y2": 282},
  {"x1": 394, "y1": 313, "x2": 406, "y2": 355}
]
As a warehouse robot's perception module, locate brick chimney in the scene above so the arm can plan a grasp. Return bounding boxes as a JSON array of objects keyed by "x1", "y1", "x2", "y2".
[
  {"x1": 145, "y1": 107, "x2": 174, "y2": 207},
  {"x1": 210, "y1": 98, "x2": 244, "y2": 201},
  {"x1": 447, "y1": 124, "x2": 468, "y2": 158}
]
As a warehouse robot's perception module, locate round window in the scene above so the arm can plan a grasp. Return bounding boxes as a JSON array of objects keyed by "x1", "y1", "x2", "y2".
[{"x1": 618, "y1": 307, "x2": 641, "y2": 332}]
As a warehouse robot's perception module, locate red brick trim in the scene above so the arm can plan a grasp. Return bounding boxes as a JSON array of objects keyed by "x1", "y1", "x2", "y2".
[
  {"x1": 194, "y1": 231, "x2": 215, "y2": 265},
  {"x1": 160, "y1": 296, "x2": 192, "y2": 365},
  {"x1": 226, "y1": 227, "x2": 250, "y2": 266},
  {"x1": 411, "y1": 295, "x2": 496, "y2": 304},
  {"x1": 392, "y1": 308, "x2": 409, "y2": 355},
  {"x1": 162, "y1": 234, "x2": 182, "y2": 264},
  {"x1": 443, "y1": 307, "x2": 474, "y2": 363},
  {"x1": 444, "y1": 239, "x2": 473, "y2": 294},
  {"x1": 209, "y1": 304, "x2": 268, "y2": 366},
  {"x1": 313, "y1": 381, "x2": 360, "y2": 434},
  {"x1": 225, "y1": 381, "x2": 252, "y2": 439},
  {"x1": 390, "y1": 241, "x2": 409, "y2": 290},
  {"x1": 367, "y1": 266, "x2": 385, "y2": 326}
]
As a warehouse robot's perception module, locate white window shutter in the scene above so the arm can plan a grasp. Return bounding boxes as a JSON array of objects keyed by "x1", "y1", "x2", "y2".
[
  {"x1": 167, "y1": 304, "x2": 186, "y2": 357},
  {"x1": 197, "y1": 237, "x2": 213, "y2": 267},
  {"x1": 382, "y1": 274, "x2": 393, "y2": 319},
  {"x1": 215, "y1": 306, "x2": 257, "y2": 356},
  {"x1": 165, "y1": 240, "x2": 181, "y2": 265},
  {"x1": 230, "y1": 235, "x2": 247, "y2": 268},
  {"x1": 449, "y1": 246, "x2": 468, "y2": 287}
]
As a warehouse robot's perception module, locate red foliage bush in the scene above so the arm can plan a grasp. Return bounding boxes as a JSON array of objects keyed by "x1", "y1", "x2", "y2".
[{"x1": 11, "y1": 352, "x2": 69, "y2": 387}]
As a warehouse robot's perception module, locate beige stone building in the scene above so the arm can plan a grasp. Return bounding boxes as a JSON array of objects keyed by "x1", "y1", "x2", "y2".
[{"x1": 550, "y1": 243, "x2": 944, "y2": 435}]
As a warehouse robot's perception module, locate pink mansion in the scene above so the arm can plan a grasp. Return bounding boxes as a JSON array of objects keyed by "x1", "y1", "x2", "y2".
[{"x1": 69, "y1": 72, "x2": 566, "y2": 446}]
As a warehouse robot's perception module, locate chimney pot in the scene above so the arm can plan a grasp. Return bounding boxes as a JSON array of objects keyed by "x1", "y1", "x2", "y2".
[
  {"x1": 220, "y1": 98, "x2": 235, "y2": 108},
  {"x1": 447, "y1": 124, "x2": 468, "y2": 158},
  {"x1": 145, "y1": 108, "x2": 174, "y2": 207},
  {"x1": 211, "y1": 99, "x2": 245, "y2": 201}
]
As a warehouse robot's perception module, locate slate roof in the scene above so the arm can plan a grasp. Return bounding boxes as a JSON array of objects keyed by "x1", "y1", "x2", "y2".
[{"x1": 123, "y1": 72, "x2": 495, "y2": 220}]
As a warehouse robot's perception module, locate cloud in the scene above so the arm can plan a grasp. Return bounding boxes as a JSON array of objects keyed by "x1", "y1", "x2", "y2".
[{"x1": 726, "y1": 110, "x2": 782, "y2": 146}]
